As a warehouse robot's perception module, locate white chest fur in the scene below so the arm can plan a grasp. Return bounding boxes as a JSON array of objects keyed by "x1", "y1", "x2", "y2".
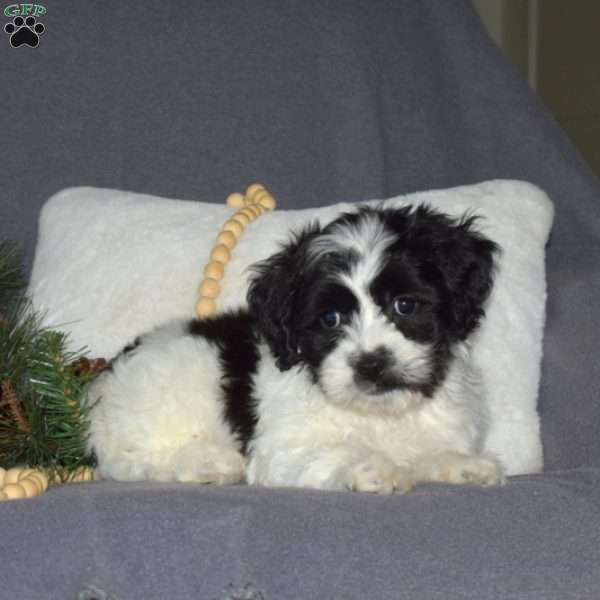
[{"x1": 247, "y1": 344, "x2": 489, "y2": 489}]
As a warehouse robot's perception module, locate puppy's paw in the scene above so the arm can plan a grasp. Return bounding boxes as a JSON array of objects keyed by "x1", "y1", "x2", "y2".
[
  {"x1": 347, "y1": 455, "x2": 415, "y2": 495},
  {"x1": 459, "y1": 456, "x2": 505, "y2": 487},
  {"x1": 167, "y1": 441, "x2": 246, "y2": 485},
  {"x1": 437, "y1": 454, "x2": 505, "y2": 487}
]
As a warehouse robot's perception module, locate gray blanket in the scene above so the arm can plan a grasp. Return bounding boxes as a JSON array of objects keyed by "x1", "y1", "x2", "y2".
[
  {"x1": 1, "y1": 1, "x2": 599, "y2": 598},
  {"x1": 4, "y1": 474, "x2": 600, "y2": 600}
]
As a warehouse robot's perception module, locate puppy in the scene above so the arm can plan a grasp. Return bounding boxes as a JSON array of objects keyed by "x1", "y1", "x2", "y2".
[{"x1": 85, "y1": 205, "x2": 505, "y2": 493}]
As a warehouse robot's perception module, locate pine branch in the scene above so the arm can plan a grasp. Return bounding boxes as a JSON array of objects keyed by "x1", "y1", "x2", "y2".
[
  {"x1": 0, "y1": 241, "x2": 98, "y2": 479},
  {"x1": 0, "y1": 241, "x2": 25, "y2": 313},
  {"x1": 18, "y1": 329, "x2": 98, "y2": 480}
]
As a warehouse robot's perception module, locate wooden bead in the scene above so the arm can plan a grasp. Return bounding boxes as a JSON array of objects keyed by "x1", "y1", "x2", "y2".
[
  {"x1": 226, "y1": 192, "x2": 246, "y2": 208},
  {"x1": 199, "y1": 278, "x2": 220, "y2": 298},
  {"x1": 6, "y1": 468, "x2": 22, "y2": 484},
  {"x1": 239, "y1": 207, "x2": 257, "y2": 221},
  {"x1": 253, "y1": 190, "x2": 268, "y2": 204},
  {"x1": 211, "y1": 244, "x2": 231, "y2": 264},
  {"x1": 69, "y1": 469, "x2": 83, "y2": 482},
  {"x1": 216, "y1": 230, "x2": 237, "y2": 249},
  {"x1": 246, "y1": 205, "x2": 263, "y2": 218},
  {"x1": 196, "y1": 297, "x2": 216, "y2": 317},
  {"x1": 69, "y1": 467, "x2": 95, "y2": 482},
  {"x1": 223, "y1": 219, "x2": 244, "y2": 238},
  {"x1": 258, "y1": 194, "x2": 276, "y2": 210},
  {"x1": 233, "y1": 212, "x2": 251, "y2": 226},
  {"x1": 24, "y1": 473, "x2": 44, "y2": 491},
  {"x1": 29, "y1": 471, "x2": 48, "y2": 492},
  {"x1": 79, "y1": 468, "x2": 95, "y2": 481},
  {"x1": 246, "y1": 183, "x2": 265, "y2": 201},
  {"x1": 19, "y1": 478, "x2": 41, "y2": 496},
  {"x1": 3, "y1": 483, "x2": 26, "y2": 499},
  {"x1": 0, "y1": 491, "x2": 7, "y2": 501},
  {"x1": 17, "y1": 469, "x2": 37, "y2": 484},
  {"x1": 203, "y1": 261, "x2": 225, "y2": 280},
  {"x1": 0, "y1": 467, "x2": 5, "y2": 487}
]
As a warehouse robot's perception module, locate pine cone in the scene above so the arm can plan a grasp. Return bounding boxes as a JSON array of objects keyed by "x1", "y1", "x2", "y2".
[
  {"x1": 70, "y1": 357, "x2": 108, "y2": 378},
  {"x1": 0, "y1": 380, "x2": 31, "y2": 433}
]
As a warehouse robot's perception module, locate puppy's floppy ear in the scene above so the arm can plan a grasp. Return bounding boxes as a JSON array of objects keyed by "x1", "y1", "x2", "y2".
[
  {"x1": 247, "y1": 223, "x2": 322, "y2": 371},
  {"x1": 386, "y1": 206, "x2": 499, "y2": 341},
  {"x1": 432, "y1": 213, "x2": 499, "y2": 340}
]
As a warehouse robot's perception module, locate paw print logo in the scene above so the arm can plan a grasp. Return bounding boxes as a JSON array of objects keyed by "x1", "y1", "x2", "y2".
[{"x1": 4, "y1": 16, "x2": 45, "y2": 47}]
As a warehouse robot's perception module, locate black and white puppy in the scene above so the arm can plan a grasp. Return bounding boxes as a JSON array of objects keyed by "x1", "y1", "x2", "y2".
[{"x1": 86, "y1": 205, "x2": 505, "y2": 493}]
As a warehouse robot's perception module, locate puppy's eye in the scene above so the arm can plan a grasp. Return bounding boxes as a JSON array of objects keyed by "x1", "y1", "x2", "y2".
[
  {"x1": 320, "y1": 310, "x2": 341, "y2": 329},
  {"x1": 393, "y1": 297, "x2": 418, "y2": 316}
]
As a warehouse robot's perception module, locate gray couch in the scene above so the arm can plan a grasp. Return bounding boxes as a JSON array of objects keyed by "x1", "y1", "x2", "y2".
[{"x1": 2, "y1": 2, "x2": 599, "y2": 599}]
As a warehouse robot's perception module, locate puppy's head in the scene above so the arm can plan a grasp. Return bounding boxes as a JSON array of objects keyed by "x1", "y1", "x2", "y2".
[{"x1": 247, "y1": 205, "x2": 498, "y2": 412}]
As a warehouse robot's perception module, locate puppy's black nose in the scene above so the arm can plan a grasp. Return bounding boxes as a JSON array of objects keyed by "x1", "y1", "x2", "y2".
[{"x1": 353, "y1": 347, "x2": 393, "y2": 383}]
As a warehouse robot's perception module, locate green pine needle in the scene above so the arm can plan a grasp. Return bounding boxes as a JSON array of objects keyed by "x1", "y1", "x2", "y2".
[
  {"x1": 0, "y1": 241, "x2": 26, "y2": 310},
  {"x1": 0, "y1": 242, "x2": 97, "y2": 480}
]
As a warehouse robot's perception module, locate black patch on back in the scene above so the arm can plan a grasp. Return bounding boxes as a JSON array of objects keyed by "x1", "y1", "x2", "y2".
[
  {"x1": 122, "y1": 336, "x2": 142, "y2": 354},
  {"x1": 188, "y1": 310, "x2": 260, "y2": 454},
  {"x1": 103, "y1": 335, "x2": 142, "y2": 372}
]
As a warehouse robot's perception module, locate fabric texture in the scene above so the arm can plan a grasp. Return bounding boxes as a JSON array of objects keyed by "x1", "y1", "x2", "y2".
[
  {"x1": 28, "y1": 180, "x2": 554, "y2": 475},
  {"x1": 1, "y1": 474, "x2": 600, "y2": 600},
  {"x1": 1, "y1": 1, "x2": 600, "y2": 598}
]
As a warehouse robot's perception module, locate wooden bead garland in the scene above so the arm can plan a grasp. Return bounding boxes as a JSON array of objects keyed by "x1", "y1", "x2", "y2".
[
  {"x1": 65, "y1": 466, "x2": 96, "y2": 483},
  {"x1": 195, "y1": 184, "x2": 277, "y2": 318},
  {"x1": 0, "y1": 465, "x2": 96, "y2": 501},
  {"x1": 0, "y1": 467, "x2": 48, "y2": 501}
]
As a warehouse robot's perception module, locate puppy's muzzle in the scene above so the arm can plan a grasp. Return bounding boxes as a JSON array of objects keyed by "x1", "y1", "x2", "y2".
[{"x1": 352, "y1": 347, "x2": 396, "y2": 392}]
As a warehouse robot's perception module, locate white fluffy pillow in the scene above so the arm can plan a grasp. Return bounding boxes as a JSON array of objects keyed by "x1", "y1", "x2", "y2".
[{"x1": 28, "y1": 180, "x2": 554, "y2": 476}]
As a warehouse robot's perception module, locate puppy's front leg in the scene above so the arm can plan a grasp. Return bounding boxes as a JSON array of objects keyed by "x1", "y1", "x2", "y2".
[
  {"x1": 249, "y1": 446, "x2": 414, "y2": 495},
  {"x1": 340, "y1": 452, "x2": 415, "y2": 494},
  {"x1": 413, "y1": 451, "x2": 506, "y2": 487}
]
